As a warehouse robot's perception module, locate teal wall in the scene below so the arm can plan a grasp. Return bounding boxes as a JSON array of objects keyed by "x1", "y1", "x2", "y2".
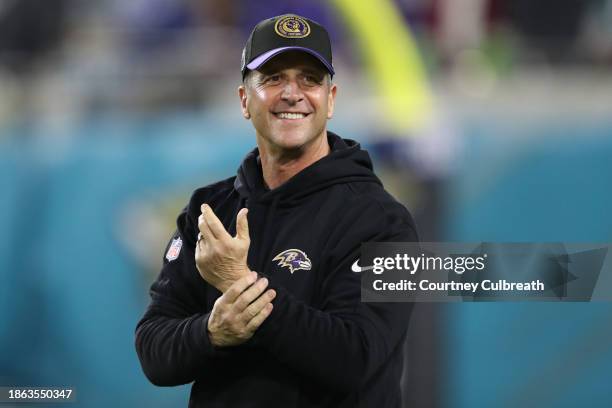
[{"x1": 444, "y1": 121, "x2": 612, "y2": 408}]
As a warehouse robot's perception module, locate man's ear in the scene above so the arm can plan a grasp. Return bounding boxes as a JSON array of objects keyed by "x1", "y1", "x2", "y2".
[
  {"x1": 238, "y1": 85, "x2": 250, "y2": 119},
  {"x1": 327, "y1": 83, "x2": 337, "y2": 119}
]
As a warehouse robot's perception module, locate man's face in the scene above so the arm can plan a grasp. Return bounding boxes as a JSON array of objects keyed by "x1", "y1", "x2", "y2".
[{"x1": 239, "y1": 51, "x2": 337, "y2": 153}]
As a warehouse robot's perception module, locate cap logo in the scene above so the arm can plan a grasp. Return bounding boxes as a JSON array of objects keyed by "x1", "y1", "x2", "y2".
[{"x1": 274, "y1": 15, "x2": 310, "y2": 39}]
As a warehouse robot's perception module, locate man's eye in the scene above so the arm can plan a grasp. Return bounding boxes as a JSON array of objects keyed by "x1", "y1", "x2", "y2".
[
  {"x1": 266, "y1": 75, "x2": 281, "y2": 82},
  {"x1": 304, "y1": 75, "x2": 322, "y2": 84}
]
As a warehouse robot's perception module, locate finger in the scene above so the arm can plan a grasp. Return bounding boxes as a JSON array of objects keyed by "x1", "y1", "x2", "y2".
[
  {"x1": 202, "y1": 204, "x2": 231, "y2": 241},
  {"x1": 195, "y1": 232, "x2": 205, "y2": 249},
  {"x1": 195, "y1": 236, "x2": 202, "y2": 255},
  {"x1": 245, "y1": 302, "x2": 273, "y2": 332},
  {"x1": 198, "y1": 213, "x2": 215, "y2": 243},
  {"x1": 241, "y1": 288, "x2": 276, "y2": 321},
  {"x1": 195, "y1": 231, "x2": 207, "y2": 259},
  {"x1": 222, "y1": 271, "x2": 258, "y2": 304},
  {"x1": 235, "y1": 208, "x2": 250, "y2": 241},
  {"x1": 233, "y1": 277, "x2": 269, "y2": 312}
]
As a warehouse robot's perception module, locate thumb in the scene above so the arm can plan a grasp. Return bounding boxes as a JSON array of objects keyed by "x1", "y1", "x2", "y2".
[{"x1": 235, "y1": 208, "x2": 250, "y2": 241}]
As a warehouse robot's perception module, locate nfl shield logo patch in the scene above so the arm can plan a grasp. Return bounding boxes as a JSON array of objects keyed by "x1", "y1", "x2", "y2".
[{"x1": 166, "y1": 237, "x2": 182, "y2": 261}]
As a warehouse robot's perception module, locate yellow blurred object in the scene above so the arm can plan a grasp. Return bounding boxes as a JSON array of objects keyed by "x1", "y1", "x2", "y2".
[{"x1": 331, "y1": 0, "x2": 433, "y2": 135}]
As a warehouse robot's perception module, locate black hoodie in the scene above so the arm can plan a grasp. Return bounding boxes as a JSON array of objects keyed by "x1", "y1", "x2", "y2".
[{"x1": 135, "y1": 132, "x2": 418, "y2": 407}]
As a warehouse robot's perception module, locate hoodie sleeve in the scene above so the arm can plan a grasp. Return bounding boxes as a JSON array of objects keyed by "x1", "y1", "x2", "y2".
[
  {"x1": 134, "y1": 208, "x2": 229, "y2": 386},
  {"x1": 250, "y1": 201, "x2": 418, "y2": 394}
]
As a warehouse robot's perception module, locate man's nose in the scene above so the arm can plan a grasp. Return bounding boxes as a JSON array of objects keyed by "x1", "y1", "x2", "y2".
[{"x1": 280, "y1": 80, "x2": 304, "y2": 104}]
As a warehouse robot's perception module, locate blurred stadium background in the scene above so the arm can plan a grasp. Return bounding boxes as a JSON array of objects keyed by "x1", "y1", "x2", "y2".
[{"x1": 1, "y1": 0, "x2": 611, "y2": 407}]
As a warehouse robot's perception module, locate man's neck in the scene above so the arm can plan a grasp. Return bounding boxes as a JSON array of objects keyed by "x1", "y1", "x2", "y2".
[{"x1": 258, "y1": 133, "x2": 331, "y2": 190}]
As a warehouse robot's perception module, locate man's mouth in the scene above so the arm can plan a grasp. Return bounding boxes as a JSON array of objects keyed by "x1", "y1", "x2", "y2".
[{"x1": 273, "y1": 112, "x2": 310, "y2": 120}]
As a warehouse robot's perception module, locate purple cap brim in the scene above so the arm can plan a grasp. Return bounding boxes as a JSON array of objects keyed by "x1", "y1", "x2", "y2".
[{"x1": 246, "y1": 46, "x2": 334, "y2": 76}]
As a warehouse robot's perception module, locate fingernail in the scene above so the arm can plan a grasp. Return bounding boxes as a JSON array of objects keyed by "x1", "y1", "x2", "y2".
[
  {"x1": 250, "y1": 271, "x2": 258, "y2": 281},
  {"x1": 261, "y1": 278, "x2": 268, "y2": 286},
  {"x1": 269, "y1": 290, "x2": 276, "y2": 298}
]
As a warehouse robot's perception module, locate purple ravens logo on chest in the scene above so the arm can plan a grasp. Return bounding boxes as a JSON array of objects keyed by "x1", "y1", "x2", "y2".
[{"x1": 273, "y1": 249, "x2": 312, "y2": 274}]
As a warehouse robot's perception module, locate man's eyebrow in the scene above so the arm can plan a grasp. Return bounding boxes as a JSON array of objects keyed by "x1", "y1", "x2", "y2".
[
  {"x1": 253, "y1": 70, "x2": 279, "y2": 81},
  {"x1": 300, "y1": 68, "x2": 325, "y2": 77}
]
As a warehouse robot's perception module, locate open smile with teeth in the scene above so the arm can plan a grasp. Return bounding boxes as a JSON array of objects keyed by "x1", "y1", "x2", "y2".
[{"x1": 274, "y1": 112, "x2": 309, "y2": 120}]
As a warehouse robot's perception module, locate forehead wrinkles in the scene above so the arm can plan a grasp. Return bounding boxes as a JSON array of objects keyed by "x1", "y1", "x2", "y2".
[
  {"x1": 258, "y1": 65, "x2": 325, "y2": 78},
  {"x1": 247, "y1": 71, "x2": 329, "y2": 93}
]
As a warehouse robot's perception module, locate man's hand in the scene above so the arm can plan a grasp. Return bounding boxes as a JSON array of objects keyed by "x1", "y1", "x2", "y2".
[
  {"x1": 207, "y1": 272, "x2": 276, "y2": 347},
  {"x1": 195, "y1": 204, "x2": 251, "y2": 293}
]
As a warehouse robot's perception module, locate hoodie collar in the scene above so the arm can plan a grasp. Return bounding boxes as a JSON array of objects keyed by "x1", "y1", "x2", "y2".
[{"x1": 234, "y1": 131, "x2": 381, "y2": 204}]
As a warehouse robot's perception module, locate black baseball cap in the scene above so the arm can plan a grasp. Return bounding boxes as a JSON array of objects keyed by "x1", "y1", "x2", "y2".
[{"x1": 241, "y1": 14, "x2": 334, "y2": 79}]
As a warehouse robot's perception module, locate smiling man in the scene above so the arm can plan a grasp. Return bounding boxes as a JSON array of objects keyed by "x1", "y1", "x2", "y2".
[
  {"x1": 135, "y1": 14, "x2": 418, "y2": 408},
  {"x1": 239, "y1": 50, "x2": 336, "y2": 189}
]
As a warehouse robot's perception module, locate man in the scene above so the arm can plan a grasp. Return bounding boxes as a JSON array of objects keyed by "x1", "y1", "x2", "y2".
[{"x1": 135, "y1": 14, "x2": 418, "y2": 407}]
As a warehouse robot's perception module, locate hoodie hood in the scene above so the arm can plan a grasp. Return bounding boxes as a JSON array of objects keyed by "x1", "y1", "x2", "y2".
[{"x1": 234, "y1": 132, "x2": 381, "y2": 205}]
